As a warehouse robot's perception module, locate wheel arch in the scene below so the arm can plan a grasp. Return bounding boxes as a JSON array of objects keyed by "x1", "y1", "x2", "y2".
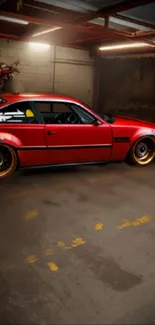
[
  {"x1": 126, "y1": 132, "x2": 155, "y2": 164},
  {"x1": 126, "y1": 130, "x2": 155, "y2": 158},
  {"x1": 0, "y1": 133, "x2": 22, "y2": 167},
  {"x1": 0, "y1": 132, "x2": 22, "y2": 147}
]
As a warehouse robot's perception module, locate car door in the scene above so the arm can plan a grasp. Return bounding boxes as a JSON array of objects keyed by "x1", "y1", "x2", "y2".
[
  {"x1": 0, "y1": 101, "x2": 48, "y2": 167},
  {"x1": 34, "y1": 100, "x2": 112, "y2": 165}
]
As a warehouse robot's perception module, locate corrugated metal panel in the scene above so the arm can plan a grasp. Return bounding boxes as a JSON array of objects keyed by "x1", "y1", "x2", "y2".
[
  {"x1": 35, "y1": 0, "x2": 97, "y2": 12},
  {"x1": 84, "y1": 0, "x2": 127, "y2": 9},
  {"x1": 88, "y1": 16, "x2": 151, "y2": 32},
  {"x1": 109, "y1": 16, "x2": 151, "y2": 32},
  {"x1": 120, "y1": 3, "x2": 155, "y2": 25},
  {"x1": 35, "y1": 0, "x2": 127, "y2": 12}
]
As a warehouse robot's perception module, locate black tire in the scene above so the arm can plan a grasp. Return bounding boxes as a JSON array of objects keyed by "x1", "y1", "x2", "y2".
[
  {"x1": 0, "y1": 145, "x2": 18, "y2": 178},
  {"x1": 127, "y1": 136, "x2": 155, "y2": 166}
]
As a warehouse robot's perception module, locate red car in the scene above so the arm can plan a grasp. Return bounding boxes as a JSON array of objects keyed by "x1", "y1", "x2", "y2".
[{"x1": 0, "y1": 93, "x2": 155, "y2": 178}]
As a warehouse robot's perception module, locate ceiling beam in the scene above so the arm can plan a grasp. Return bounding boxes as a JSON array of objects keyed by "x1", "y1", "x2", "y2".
[
  {"x1": 67, "y1": 33, "x2": 125, "y2": 45},
  {"x1": 0, "y1": 32, "x2": 19, "y2": 39},
  {"x1": 0, "y1": 10, "x2": 106, "y2": 35},
  {"x1": 139, "y1": 38, "x2": 155, "y2": 47},
  {"x1": 0, "y1": 32, "x2": 86, "y2": 49},
  {"x1": 113, "y1": 29, "x2": 155, "y2": 47}
]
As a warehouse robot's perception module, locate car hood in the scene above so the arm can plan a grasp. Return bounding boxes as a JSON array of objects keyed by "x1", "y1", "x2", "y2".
[{"x1": 114, "y1": 115, "x2": 155, "y2": 128}]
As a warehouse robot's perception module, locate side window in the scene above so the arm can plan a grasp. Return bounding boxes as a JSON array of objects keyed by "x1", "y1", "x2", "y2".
[
  {"x1": 53, "y1": 103, "x2": 70, "y2": 113},
  {"x1": 36, "y1": 102, "x2": 51, "y2": 113},
  {"x1": 35, "y1": 101, "x2": 96, "y2": 125},
  {"x1": 35, "y1": 101, "x2": 77, "y2": 124},
  {"x1": 0, "y1": 102, "x2": 38, "y2": 124},
  {"x1": 70, "y1": 104, "x2": 96, "y2": 124}
]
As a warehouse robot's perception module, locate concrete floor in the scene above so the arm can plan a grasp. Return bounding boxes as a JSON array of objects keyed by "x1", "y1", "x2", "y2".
[{"x1": 0, "y1": 162, "x2": 155, "y2": 324}]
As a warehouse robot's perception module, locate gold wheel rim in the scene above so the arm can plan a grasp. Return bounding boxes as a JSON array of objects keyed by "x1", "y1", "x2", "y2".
[
  {"x1": 133, "y1": 137, "x2": 155, "y2": 165},
  {"x1": 0, "y1": 145, "x2": 16, "y2": 177}
]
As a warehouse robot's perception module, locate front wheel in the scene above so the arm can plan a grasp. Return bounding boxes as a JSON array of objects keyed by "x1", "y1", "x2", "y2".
[
  {"x1": 127, "y1": 137, "x2": 155, "y2": 166},
  {"x1": 0, "y1": 145, "x2": 18, "y2": 178}
]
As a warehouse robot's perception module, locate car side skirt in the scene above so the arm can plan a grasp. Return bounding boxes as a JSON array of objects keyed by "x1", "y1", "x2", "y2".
[{"x1": 20, "y1": 160, "x2": 111, "y2": 170}]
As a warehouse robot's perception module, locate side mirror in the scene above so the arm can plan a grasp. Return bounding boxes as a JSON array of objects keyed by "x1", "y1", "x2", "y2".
[{"x1": 93, "y1": 119, "x2": 102, "y2": 126}]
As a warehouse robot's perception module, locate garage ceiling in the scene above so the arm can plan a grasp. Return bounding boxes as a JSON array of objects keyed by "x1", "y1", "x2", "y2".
[{"x1": 0, "y1": 0, "x2": 155, "y2": 55}]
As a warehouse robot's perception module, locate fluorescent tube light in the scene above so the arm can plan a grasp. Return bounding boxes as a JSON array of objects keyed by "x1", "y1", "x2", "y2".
[
  {"x1": 32, "y1": 27, "x2": 62, "y2": 37},
  {"x1": 99, "y1": 42, "x2": 155, "y2": 51},
  {"x1": 0, "y1": 15, "x2": 29, "y2": 25}
]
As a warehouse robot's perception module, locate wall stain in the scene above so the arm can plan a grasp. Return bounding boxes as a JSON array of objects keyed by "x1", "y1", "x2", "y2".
[
  {"x1": 8, "y1": 189, "x2": 43, "y2": 199},
  {"x1": 43, "y1": 199, "x2": 60, "y2": 206},
  {"x1": 78, "y1": 193, "x2": 89, "y2": 202},
  {"x1": 74, "y1": 247, "x2": 142, "y2": 291}
]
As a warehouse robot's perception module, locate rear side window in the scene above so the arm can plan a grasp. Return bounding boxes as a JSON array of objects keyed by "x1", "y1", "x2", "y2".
[
  {"x1": 0, "y1": 97, "x2": 7, "y2": 104},
  {"x1": 0, "y1": 102, "x2": 38, "y2": 123}
]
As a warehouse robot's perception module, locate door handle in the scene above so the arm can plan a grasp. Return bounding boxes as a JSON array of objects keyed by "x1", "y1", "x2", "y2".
[{"x1": 47, "y1": 130, "x2": 56, "y2": 136}]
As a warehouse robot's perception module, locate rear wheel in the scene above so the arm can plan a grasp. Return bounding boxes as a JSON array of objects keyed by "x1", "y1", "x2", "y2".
[
  {"x1": 128, "y1": 137, "x2": 155, "y2": 166},
  {"x1": 0, "y1": 145, "x2": 17, "y2": 178}
]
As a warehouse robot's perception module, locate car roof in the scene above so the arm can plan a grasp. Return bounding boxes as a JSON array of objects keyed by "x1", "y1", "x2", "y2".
[{"x1": 0, "y1": 93, "x2": 82, "y2": 105}]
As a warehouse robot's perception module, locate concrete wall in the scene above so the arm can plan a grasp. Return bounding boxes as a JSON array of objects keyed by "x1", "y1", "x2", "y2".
[
  {"x1": 0, "y1": 39, "x2": 94, "y2": 106},
  {"x1": 97, "y1": 57, "x2": 155, "y2": 122}
]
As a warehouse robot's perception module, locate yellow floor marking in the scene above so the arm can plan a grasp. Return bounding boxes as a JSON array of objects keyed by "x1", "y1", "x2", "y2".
[
  {"x1": 25, "y1": 255, "x2": 38, "y2": 264},
  {"x1": 57, "y1": 241, "x2": 65, "y2": 247},
  {"x1": 72, "y1": 237, "x2": 86, "y2": 247},
  {"x1": 95, "y1": 223, "x2": 104, "y2": 231},
  {"x1": 48, "y1": 262, "x2": 59, "y2": 272},
  {"x1": 24, "y1": 209, "x2": 38, "y2": 221},
  {"x1": 116, "y1": 215, "x2": 153, "y2": 230},
  {"x1": 44, "y1": 249, "x2": 55, "y2": 256}
]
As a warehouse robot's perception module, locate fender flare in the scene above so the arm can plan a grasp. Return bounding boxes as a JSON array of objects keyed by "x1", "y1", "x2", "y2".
[
  {"x1": 130, "y1": 129, "x2": 155, "y2": 145},
  {"x1": 0, "y1": 132, "x2": 22, "y2": 148},
  {"x1": 126, "y1": 130, "x2": 155, "y2": 158}
]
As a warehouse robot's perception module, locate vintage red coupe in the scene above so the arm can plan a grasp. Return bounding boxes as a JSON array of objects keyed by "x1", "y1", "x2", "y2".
[{"x1": 0, "y1": 93, "x2": 155, "y2": 178}]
